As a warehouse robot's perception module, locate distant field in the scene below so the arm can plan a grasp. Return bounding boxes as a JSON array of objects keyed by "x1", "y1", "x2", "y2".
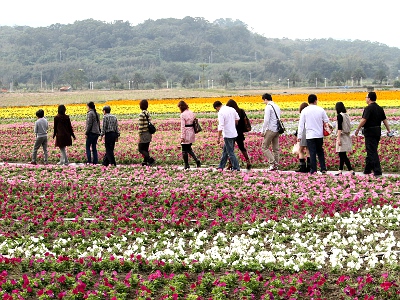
[{"x1": 0, "y1": 87, "x2": 368, "y2": 107}]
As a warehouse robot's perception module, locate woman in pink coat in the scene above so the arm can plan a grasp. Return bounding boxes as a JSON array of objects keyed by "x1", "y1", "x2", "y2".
[{"x1": 177, "y1": 101, "x2": 201, "y2": 169}]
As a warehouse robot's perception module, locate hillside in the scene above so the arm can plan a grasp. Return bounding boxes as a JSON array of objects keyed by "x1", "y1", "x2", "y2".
[{"x1": 1, "y1": 17, "x2": 400, "y2": 90}]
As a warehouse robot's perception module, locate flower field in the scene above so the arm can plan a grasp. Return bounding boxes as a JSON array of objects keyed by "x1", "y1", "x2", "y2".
[{"x1": 0, "y1": 90, "x2": 400, "y2": 299}]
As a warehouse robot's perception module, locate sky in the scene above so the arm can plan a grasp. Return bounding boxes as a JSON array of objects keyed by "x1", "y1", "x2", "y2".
[{"x1": 2, "y1": 0, "x2": 399, "y2": 49}]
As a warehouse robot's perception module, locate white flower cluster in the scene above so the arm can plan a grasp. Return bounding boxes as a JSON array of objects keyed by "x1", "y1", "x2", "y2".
[{"x1": 1, "y1": 205, "x2": 400, "y2": 272}]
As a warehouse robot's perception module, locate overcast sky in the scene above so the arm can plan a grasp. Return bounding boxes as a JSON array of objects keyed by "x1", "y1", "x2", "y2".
[{"x1": 2, "y1": 0, "x2": 399, "y2": 49}]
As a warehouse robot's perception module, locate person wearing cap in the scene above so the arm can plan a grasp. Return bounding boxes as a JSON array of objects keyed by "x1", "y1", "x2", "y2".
[
  {"x1": 261, "y1": 93, "x2": 281, "y2": 171},
  {"x1": 100, "y1": 105, "x2": 119, "y2": 166},
  {"x1": 355, "y1": 92, "x2": 392, "y2": 177}
]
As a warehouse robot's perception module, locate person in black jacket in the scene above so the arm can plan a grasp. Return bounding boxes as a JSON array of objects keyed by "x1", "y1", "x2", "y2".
[
  {"x1": 355, "y1": 92, "x2": 392, "y2": 177},
  {"x1": 226, "y1": 99, "x2": 252, "y2": 170}
]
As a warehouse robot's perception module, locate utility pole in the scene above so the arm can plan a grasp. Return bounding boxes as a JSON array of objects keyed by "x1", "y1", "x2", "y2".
[{"x1": 200, "y1": 64, "x2": 207, "y2": 89}]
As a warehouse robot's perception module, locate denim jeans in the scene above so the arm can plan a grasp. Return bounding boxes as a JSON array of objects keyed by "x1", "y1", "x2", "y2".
[
  {"x1": 86, "y1": 133, "x2": 99, "y2": 164},
  {"x1": 306, "y1": 138, "x2": 327, "y2": 174},
  {"x1": 218, "y1": 137, "x2": 240, "y2": 171}
]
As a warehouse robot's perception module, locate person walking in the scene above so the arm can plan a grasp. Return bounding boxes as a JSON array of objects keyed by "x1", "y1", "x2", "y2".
[
  {"x1": 138, "y1": 99, "x2": 155, "y2": 166},
  {"x1": 261, "y1": 93, "x2": 281, "y2": 171},
  {"x1": 30, "y1": 109, "x2": 48, "y2": 165},
  {"x1": 354, "y1": 92, "x2": 392, "y2": 177},
  {"x1": 213, "y1": 100, "x2": 240, "y2": 171},
  {"x1": 295, "y1": 102, "x2": 310, "y2": 173},
  {"x1": 85, "y1": 101, "x2": 101, "y2": 164},
  {"x1": 335, "y1": 102, "x2": 355, "y2": 175},
  {"x1": 226, "y1": 99, "x2": 252, "y2": 170},
  {"x1": 177, "y1": 100, "x2": 201, "y2": 169},
  {"x1": 297, "y1": 94, "x2": 329, "y2": 174},
  {"x1": 100, "y1": 106, "x2": 119, "y2": 167},
  {"x1": 53, "y1": 105, "x2": 76, "y2": 166}
]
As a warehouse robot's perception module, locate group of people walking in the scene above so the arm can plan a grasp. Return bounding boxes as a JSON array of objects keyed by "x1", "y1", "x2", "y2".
[
  {"x1": 31, "y1": 102, "x2": 120, "y2": 167},
  {"x1": 31, "y1": 92, "x2": 392, "y2": 176},
  {"x1": 293, "y1": 91, "x2": 391, "y2": 177}
]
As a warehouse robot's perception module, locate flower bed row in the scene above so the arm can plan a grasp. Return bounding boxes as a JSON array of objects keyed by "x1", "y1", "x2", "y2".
[{"x1": 0, "y1": 165, "x2": 400, "y2": 298}]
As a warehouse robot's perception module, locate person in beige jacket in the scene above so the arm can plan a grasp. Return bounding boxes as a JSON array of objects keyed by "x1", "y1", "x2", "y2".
[{"x1": 335, "y1": 102, "x2": 354, "y2": 175}]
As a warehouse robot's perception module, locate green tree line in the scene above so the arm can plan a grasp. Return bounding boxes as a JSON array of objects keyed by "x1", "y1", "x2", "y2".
[{"x1": 1, "y1": 17, "x2": 400, "y2": 90}]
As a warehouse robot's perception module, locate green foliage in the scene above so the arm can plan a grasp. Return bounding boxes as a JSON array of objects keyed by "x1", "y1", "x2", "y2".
[{"x1": 1, "y1": 17, "x2": 400, "y2": 90}]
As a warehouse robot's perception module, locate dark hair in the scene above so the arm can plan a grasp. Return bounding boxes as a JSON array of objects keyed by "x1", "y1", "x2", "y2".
[
  {"x1": 226, "y1": 99, "x2": 240, "y2": 114},
  {"x1": 103, "y1": 106, "x2": 111, "y2": 113},
  {"x1": 308, "y1": 94, "x2": 317, "y2": 104},
  {"x1": 335, "y1": 102, "x2": 347, "y2": 114},
  {"x1": 87, "y1": 101, "x2": 100, "y2": 125},
  {"x1": 262, "y1": 93, "x2": 272, "y2": 101},
  {"x1": 299, "y1": 102, "x2": 308, "y2": 113},
  {"x1": 58, "y1": 105, "x2": 66, "y2": 115},
  {"x1": 36, "y1": 109, "x2": 44, "y2": 118},
  {"x1": 87, "y1": 101, "x2": 95, "y2": 110},
  {"x1": 177, "y1": 100, "x2": 188, "y2": 113},
  {"x1": 368, "y1": 92, "x2": 377, "y2": 101},
  {"x1": 213, "y1": 101, "x2": 222, "y2": 109},
  {"x1": 140, "y1": 99, "x2": 149, "y2": 110}
]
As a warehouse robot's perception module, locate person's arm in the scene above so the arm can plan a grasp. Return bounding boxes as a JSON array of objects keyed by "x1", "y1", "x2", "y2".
[
  {"x1": 336, "y1": 114, "x2": 343, "y2": 145},
  {"x1": 217, "y1": 112, "x2": 223, "y2": 143},
  {"x1": 383, "y1": 119, "x2": 391, "y2": 133},
  {"x1": 53, "y1": 117, "x2": 58, "y2": 138},
  {"x1": 354, "y1": 118, "x2": 367, "y2": 136},
  {"x1": 85, "y1": 112, "x2": 93, "y2": 136},
  {"x1": 297, "y1": 112, "x2": 305, "y2": 142},
  {"x1": 262, "y1": 106, "x2": 270, "y2": 135},
  {"x1": 180, "y1": 114, "x2": 185, "y2": 143}
]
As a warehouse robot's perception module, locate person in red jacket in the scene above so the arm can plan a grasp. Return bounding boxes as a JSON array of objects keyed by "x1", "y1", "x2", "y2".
[{"x1": 53, "y1": 105, "x2": 76, "y2": 165}]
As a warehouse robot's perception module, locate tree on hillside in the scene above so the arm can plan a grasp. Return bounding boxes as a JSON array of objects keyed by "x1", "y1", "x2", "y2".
[
  {"x1": 62, "y1": 69, "x2": 87, "y2": 90},
  {"x1": 109, "y1": 75, "x2": 121, "y2": 88},
  {"x1": 220, "y1": 73, "x2": 233, "y2": 88},
  {"x1": 181, "y1": 72, "x2": 196, "y2": 88},
  {"x1": 352, "y1": 68, "x2": 366, "y2": 85},
  {"x1": 374, "y1": 69, "x2": 387, "y2": 84},
  {"x1": 132, "y1": 73, "x2": 145, "y2": 89},
  {"x1": 331, "y1": 70, "x2": 345, "y2": 86},
  {"x1": 153, "y1": 73, "x2": 165, "y2": 89}
]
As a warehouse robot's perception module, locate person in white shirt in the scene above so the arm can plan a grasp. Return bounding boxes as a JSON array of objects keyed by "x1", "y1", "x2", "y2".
[
  {"x1": 297, "y1": 94, "x2": 330, "y2": 174},
  {"x1": 261, "y1": 93, "x2": 281, "y2": 171},
  {"x1": 213, "y1": 101, "x2": 240, "y2": 171}
]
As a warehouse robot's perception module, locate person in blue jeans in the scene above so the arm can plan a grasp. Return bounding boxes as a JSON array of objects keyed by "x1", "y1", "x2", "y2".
[
  {"x1": 213, "y1": 101, "x2": 240, "y2": 171},
  {"x1": 297, "y1": 94, "x2": 330, "y2": 174}
]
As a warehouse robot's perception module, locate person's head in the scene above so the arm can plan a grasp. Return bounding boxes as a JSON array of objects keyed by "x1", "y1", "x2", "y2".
[
  {"x1": 335, "y1": 102, "x2": 347, "y2": 114},
  {"x1": 58, "y1": 105, "x2": 66, "y2": 115},
  {"x1": 177, "y1": 100, "x2": 188, "y2": 113},
  {"x1": 213, "y1": 100, "x2": 223, "y2": 111},
  {"x1": 262, "y1": 93, "x2": 272, "y2": 103},
  {"x1": 103, "y1": 105, "x2": 111, "y2": 114},
  {"x1": 36, "y1": 109, "x2": 44, "y2": 118},
  {"x1": 140, "y1": 99, "x2": 149, "y2": 111},
  {"x1": 299, "y1": 102, "x2": 308, "y2": 113},
  {"x1": 226, "y1": 99, "x2": 240, "y2": 113},
  {"x1": 87, "y1": 101, "x2": 96, "y2": 111},
  {"x1": 308, "y1": 94, "x2": 318, "y2": 104},
  {"x1": 367, "y1": 92, "x2": 377, "y2": 102}
]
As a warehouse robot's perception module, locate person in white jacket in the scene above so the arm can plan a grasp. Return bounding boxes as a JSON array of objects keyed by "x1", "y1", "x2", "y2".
[{"x1": 297, "y1": 94, "x2": 329, "y2": 174}]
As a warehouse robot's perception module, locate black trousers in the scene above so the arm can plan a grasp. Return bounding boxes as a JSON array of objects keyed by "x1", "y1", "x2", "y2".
[
  {"x1": 103, "y1": 132, "x2": 117, "y2": 166},
  {"x1": 364, "y1": 135, "x2": 382, "y2": 175}
]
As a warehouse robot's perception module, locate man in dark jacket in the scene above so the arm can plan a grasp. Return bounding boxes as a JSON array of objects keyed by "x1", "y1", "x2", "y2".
[{"x1": 355, "y1": 92, "x2": 392, "y2": 177}]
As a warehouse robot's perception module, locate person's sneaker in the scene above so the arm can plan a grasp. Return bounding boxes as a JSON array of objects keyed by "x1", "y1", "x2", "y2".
[
  {"x1": 196, "y1": 160, "x2": 201, "y2": 168},
  {"x1": 141, "y1": 162, "x2": 148, "y2": 166},
  {"x1": 374, "y1": 174, "x2": 382, "y2": 178},
  {"x1": 335, "y1": 171, "x2": 342, "y2": 176},
  {"x1": 267, "y1": 164, "x2": 277, "y2": 171},
  {"x1": 321, "y1": 170, "x2": 327, "y2": 174},
  {"x1": 29, "y1": 161, "x2": 37, "y2": 165}
]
